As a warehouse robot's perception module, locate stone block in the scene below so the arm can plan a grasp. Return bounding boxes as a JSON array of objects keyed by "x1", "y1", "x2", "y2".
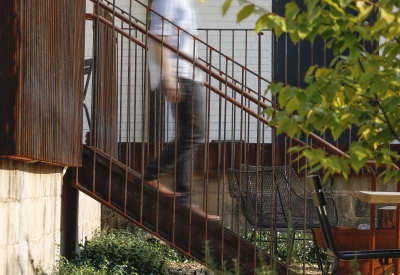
[
  {"x1": 355, "y1": 197, "x2": 371, "y2": 217},
  {"x1": 18, "y1": 199, "x2": 29, "y2": 240},
  {"x1": 6, "y1": 202, "x2": 21, "y2": 246},
  {"x1": 0, "y1": 203, "x2": 7, "y2": 248},
  {"x1": 28, "y1": 200, "x2": 42, "y2": 240},
  {"x1": 6, "y1": 170, "x2": 21, "y2": 201},
  {"x1": 334, "y1": 194, "x2": 355, "y2": 226},
  {"x1": 376, "y1": 180, "x2": 397, "y2": 192},
  {"x1": 8, "y1": 242, "x2": 29, "y2": 275},
  {"x1": 0, "y1": 248, "x2": 6, "y2": 275},
  {"x1": 33, "y1": 199, "x2": 47, "y2": 238},
  {"x1": 42, "y1": 234, "x2": 59, "y2": 271},
  {"x1": 332, "y1": 174, "x2": 371, "y2": 193},
  {"x1": 0, "y1": 163, "x2": 11, "y2": 202}
]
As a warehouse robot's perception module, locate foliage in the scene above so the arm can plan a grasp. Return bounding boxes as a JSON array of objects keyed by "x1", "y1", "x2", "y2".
[
  {"x1": 203, "y1": 240, "x2": 278, "y2": 275},
  {"x1": 39, "y1": 257, "x2": 136, "y2": 275},
  {"x1": 72, "y1": 228, "x2": 169, "y2": 274},
  {"x1": 242, "y1": 230, "x2": 328, "y2": 265},
  {"x1": 43, "y1": 228, "x2": 197, "y2": 275},
  {"x1": 223, "y1": 0, "x2": 400, "y2": 183}
]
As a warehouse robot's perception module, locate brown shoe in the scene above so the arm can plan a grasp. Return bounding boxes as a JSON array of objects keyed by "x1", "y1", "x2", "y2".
[
  {"x1": 146, "y1": 179, "x2": 176, "y2": 196},
  {"x1": 190, "y1": 205, "x2": 220, "y2": 221}
]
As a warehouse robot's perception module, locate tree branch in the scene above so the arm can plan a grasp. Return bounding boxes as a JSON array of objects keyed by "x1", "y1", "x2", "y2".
[{"x1": 378, "y1": 96, "x2": 400, "y2": 142}]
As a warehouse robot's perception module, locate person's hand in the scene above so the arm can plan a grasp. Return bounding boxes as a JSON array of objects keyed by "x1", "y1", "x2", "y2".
[{"x1": 164, "y1": 77, "x2": 182, "y2": 102}]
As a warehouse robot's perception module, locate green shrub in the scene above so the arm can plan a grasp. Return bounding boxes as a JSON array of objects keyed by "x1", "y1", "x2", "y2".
[
  {"x1": 242, "y1": 230, "x2": 328, "y2": 265},
  {"x1": 41, "y1": 228, "x2": 196, "y2": 275},
  {"x1": 47, "y1": 257, "x2": 136, "y2": 275},
  {"x1": 72, "y1": 228, "x2": 170, "y2": 275}
]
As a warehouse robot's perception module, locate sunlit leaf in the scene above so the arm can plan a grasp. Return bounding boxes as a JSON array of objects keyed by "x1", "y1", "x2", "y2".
[
  {"x1": 285, "y1": 2, "x2": 300, "y2": 21},
  {"x1": 222, "y1": 0, "x2": 232, "y2": 16},
  {"x1": 349, "y1": 143, "x2": 372, "y2": 173},
  {"x1": 237, "y1": 4, "x2": 254, "y2": 23},
  {"x1": 380, "y1": 8, "x2": 395, "y2": 23},
  {"x1": 356, "y1": 1, "x2": 373, "y2": 21}
]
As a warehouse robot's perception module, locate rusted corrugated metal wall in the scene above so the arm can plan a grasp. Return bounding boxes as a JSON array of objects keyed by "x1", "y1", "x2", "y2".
[
  {"x1": 89, "y1": 7, "x2": 118, "y2": 158},
  {"x1": 0, "y1": 0, "x2": 85, "y2": 166}
]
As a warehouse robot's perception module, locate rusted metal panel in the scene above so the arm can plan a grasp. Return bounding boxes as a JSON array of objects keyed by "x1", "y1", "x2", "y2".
[
  {"x1": 0, "y1": 0, "x2": 85, "y2": 166},
  {"x1": 88, "y1": 7, "x2": 118, "y2": 158}
]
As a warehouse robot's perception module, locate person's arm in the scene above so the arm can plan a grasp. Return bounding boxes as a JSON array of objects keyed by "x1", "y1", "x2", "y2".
[{"x1": 151, "y1": 38, "x2": 181, "y2": 103}]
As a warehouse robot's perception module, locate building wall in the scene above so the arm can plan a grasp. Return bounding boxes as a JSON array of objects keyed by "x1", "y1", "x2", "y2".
[
  {"x1": 77, "y1": 191, "x2": 102, "y2": 247},
  {"x1": 0, "y1": 160, "x2": 101, "y2": 275}
]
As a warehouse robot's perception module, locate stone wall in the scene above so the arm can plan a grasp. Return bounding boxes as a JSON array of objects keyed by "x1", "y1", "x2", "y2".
[
  {"x1": 77, "y1": 192, "x2": 102, "y2": 248},
  {"x1": 0, "y1": 159, "x2": 101, "y2": 275},
  {"x1": 327, "y1": 172, "x2": 398, "y2": 227}
]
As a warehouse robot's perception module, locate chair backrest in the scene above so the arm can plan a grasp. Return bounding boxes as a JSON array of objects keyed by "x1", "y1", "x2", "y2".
[
  {"x1": 228, "y1": 164, "x2": 277, "y2": 199},
  {"x1": 308, "y1": 175, "x2": 339, "y2": 254},
  {"x1": 275, "y1": 168, "x2": 338, "y2": 229},
  {"x1": 274, "y1": 169, "x2": 322, "y2": 229},
  {"x1": 234, "y1": 168, "x2": 288, "y2": 228},
  {"x1": 228, "y1": 165, "x2": 338, "y2": 229}
]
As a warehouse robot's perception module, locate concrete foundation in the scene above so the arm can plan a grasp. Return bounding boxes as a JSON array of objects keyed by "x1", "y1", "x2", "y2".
[{"x1": 0, "y1": 159, "x2": 101, "y2": 275}]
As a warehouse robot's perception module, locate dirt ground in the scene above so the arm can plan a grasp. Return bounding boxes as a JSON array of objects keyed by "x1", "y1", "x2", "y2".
[{"x1": 166, "y1": 262, "x2": 323, "y2": 275}]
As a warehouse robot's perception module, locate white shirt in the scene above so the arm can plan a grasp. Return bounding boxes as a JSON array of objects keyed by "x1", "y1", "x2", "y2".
[{"x1": 149, "y1": 0, "x2": 200, "y2": 90}]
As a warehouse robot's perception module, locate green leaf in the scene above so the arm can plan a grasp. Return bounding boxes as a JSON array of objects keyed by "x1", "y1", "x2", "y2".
[
  {"x1": 349, "y1": 142, "x2": 372, "y2": 173},
  {"x1": 371, "y1": 18, "x2": 387, "y2": 34},
  {"x1": 237, "y1": 4, "x2": 254, "y2": 23},
  {"x1": 286, "y1": 95, "x2": 300, "y2": 113},
  {"x1": 380, "y1": 8, "x2": 395, "y2": 23},
  {"x1": 285, "y1": 2, "x2": 300, "y2": 21},
  {"x1": 268, "y1": 82, "x2": 284, "y2": 95},
  {"x1": 343, "y1": 32, "x2": 358, "y2": 46},
  {"x1": 356, "y1": 0, "x2": 373, "y2": 21},
  {"x1": 278, "y1": 86, "x2": 297, "y2": 107},
  {"x1": 255, "y1": 14, "x2": 270, "y2": 33},
  {"x1": 222, "y1": 0, "x2": 232, "y2": 16}
]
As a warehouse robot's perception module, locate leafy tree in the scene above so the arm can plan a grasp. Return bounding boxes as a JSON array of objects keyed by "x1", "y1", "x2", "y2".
[{"x1": 223, "y1": 0, "x2": 400, "y2": 182}]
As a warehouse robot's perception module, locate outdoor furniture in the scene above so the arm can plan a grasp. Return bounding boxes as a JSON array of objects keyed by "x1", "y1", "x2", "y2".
[
  {"x1": 228, "y1": 165, "x2": 338, "y2": 233},
  {"x1": 227, "y1": 165, "x2": 338, "y2": 267},
  {"x1": 309, "y1": 174, "x2": 400, "y2": 275}
]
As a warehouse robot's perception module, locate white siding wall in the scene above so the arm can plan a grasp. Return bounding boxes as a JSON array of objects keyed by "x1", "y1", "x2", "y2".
[
  {"x1": 84, "y1": 0, "x2": 272, "y2": 144},
  {"x1": 195, "y1": 0, "x2": 272, "y2": 143}
]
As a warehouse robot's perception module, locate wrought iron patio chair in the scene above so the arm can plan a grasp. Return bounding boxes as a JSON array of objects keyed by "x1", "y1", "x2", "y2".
[
  {"x1": 228, "y1": 165, "x2": 338, "y2": 267},
  {"x1": 229, "y1": 165, "x2": 338, "y2": 230},
  {"x1": 308, "y1": 174, "x2": 400, "y2": 275}
]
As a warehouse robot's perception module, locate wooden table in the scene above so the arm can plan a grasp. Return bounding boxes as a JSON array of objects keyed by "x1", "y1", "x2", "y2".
[
  {"x1": 359, "y1": 191, "x2": 400, "y2": 204},
  {"x1": 359, "y1": 191, "x2": 400, "y2": 274}
]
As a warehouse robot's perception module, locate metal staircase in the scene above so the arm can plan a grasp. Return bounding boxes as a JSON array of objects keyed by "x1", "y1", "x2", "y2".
[
  {"x1": 74, "y1": 1, "x2": 379, "y2": 274},
  {"x1": 72, "y1": 145, "x2": 288, "y2": 274}
]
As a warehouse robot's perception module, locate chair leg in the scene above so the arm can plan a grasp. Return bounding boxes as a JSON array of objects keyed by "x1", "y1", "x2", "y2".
[
  {"x1": 331, "y1": 258, "x2": 339, "y2": 275},
  {"x1": 250, "y1": 228, "x2": 257, "y2": 242},
  {"x1": 273, "y1": 229, "x2": 279, "y2": 257},
  {"x1": 321, "y1": 260, "x2": 331, "y2": 275},
  {"x1": 311, "y1": 230, "x2": 324, "y2": 271},
  {"x1": 286, "y1": 229, "x2": 296, "y2": 265}
]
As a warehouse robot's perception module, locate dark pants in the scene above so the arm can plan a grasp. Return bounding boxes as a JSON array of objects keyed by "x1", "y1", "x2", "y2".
[{"x1": 144, "y1": 78, "x2": 204, "y2": 205}]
